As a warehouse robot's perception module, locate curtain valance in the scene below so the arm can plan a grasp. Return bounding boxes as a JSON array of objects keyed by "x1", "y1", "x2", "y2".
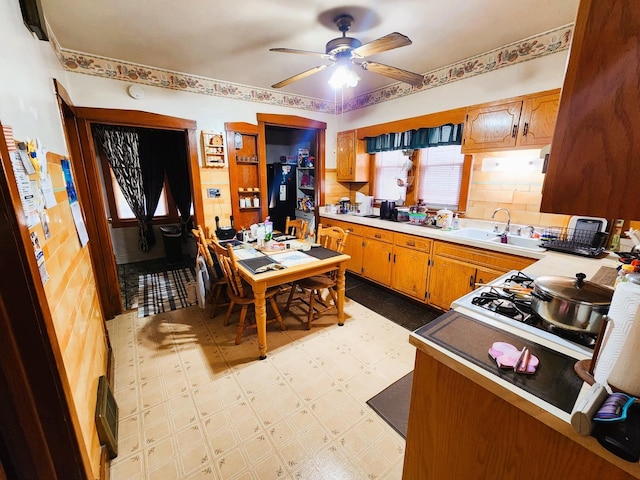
[{"x1": 365, "y1": 123, "x2": 463, "y2": 153}]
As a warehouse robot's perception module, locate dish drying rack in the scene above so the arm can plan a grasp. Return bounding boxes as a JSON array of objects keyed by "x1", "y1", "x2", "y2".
[{"x1": 540, "y1": 227, "x2": 609, "y2": 257}]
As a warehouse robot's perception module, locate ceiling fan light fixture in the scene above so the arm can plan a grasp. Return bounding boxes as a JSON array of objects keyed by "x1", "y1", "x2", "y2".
[{"x1": 329, "y1": 64, "x2": 360, "y2": 89}]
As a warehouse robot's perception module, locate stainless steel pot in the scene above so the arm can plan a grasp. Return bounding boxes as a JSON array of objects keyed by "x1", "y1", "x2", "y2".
[{"x1": 531, "y1": 273, "x2": 614, "y2": 334}]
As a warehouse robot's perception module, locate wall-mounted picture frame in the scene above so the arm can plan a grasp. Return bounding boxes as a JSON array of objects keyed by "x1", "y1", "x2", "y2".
[{"x1": 201, "y1": 131, "x2": 226, "y2": 167}]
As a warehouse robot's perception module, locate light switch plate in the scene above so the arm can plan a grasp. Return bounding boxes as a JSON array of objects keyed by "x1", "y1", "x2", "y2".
[{"x1": 207, "y1": 188, "x2": 221, "y2": 198}]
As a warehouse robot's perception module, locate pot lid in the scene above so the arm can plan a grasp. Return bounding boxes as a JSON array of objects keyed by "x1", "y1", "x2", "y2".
[{"x1": 534, "y1": 273, "x2": 614, "y2": 305}]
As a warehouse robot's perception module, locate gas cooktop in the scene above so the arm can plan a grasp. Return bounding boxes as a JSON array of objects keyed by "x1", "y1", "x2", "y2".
[{"x1": 452, "y1": 270, "x2": 595, "y2": 357}]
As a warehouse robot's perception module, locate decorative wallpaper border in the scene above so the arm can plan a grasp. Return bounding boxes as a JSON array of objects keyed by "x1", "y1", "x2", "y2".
[{"x1": 49, "y1": 23, "x2": 572, "y2": 115}]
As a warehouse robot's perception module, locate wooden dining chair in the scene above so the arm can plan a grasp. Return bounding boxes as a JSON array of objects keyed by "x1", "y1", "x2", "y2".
[
  {"x1": 192, "y1": 226, "x2": 227, "y2": 317},
  {"x1": 284, "y1": 216, "x2": 308, "y2": 239},
  {"x1": 285, "y1": 224, "x2": 349, "y2": 329},
  {"x1": 217, "y1": 245, "x2": 286, "y2": 344}
]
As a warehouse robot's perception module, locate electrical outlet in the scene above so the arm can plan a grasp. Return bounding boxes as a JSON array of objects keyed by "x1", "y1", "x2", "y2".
[{"x1": 207, "y1": 188, "x2": 221, "y2": 198}]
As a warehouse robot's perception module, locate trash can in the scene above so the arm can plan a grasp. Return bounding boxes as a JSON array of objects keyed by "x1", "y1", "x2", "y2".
[{"x1": 160, "y1": 225, "x2": 183, "y2": 264}]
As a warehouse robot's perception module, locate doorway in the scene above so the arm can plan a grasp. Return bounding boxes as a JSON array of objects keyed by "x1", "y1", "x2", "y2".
[
  {"x1": 257, "y1": 114, "x2": 326, "y2": 234},
  {"x1": 54, "y1": 81, "x2": 204, "y2": 318}
]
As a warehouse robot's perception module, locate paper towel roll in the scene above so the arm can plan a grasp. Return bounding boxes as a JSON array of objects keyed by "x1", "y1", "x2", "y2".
[
  {"x1": 607, "y1": 308, "x2": 640, "y2": 396},
  {"x1": 593, "y1": 280, "x2": 640, "y2": 387}
]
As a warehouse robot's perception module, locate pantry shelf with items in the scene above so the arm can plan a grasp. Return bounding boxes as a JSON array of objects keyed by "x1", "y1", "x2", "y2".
[
  {"x1": 225, "y1": 122, "x2": 267, "y2": 228},
  {"x1": 295, "y1": 148, "x2": 316, "y2": 224}
]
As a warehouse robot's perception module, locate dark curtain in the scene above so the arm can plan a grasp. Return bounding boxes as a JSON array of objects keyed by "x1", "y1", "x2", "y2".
[
  {"x1": 138, "y1": 129, "x2": 166, "y2": 248},
  {"x1": 365, "y1": 123, "x2": 464, "y2": 153},
  {"x1": 158, "y1": 130, "x2": 193, "y2": 235},
  {"x1": 94, "y1": 125, "x2": 153, "y2": 251}
]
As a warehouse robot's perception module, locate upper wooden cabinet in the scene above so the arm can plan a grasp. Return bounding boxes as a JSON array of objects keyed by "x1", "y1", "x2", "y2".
[
  {"x1": 461, "y1": 90, "x2": 560, "y2": 153},
  {"x1": 336, "y1": 130, "x2": 369, "y2": 182},
  {"x1": 541, "y1": 0, "x2": 640, "y2": 219}
]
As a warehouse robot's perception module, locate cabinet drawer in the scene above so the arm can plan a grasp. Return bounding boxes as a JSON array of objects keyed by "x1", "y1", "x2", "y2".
[
  {"x1": 319, "y1": 218, "x2": 366, "y2": 236},
  {"x1": 394, "y1": 233, "x2": 432, "y2": 252},
  {"x1": 365, "y1": 227, "x2": 394, "y2": 243},
  {"x1": 433, "y1": 241, "x2": 534, "y2": 272}
]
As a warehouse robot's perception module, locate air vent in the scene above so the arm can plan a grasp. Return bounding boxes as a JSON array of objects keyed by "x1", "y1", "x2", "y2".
[{"x1": 95, "y1": 375, "x2": 119, "y2": 458}]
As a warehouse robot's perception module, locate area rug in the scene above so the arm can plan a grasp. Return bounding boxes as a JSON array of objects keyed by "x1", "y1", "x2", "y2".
[
  {"x1": 137, "y1": 268, "x2": 196, "y2": 317},
  {"x1": 366, "y1": 371, "x2": 413, "y2": 439}
]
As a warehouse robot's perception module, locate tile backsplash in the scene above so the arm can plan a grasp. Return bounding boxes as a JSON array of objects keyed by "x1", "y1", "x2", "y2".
[{"x1": 466, "y1": 150, "x2": 570, "y2": 229}]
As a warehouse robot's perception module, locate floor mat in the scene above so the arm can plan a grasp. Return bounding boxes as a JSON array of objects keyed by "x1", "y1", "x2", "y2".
[
  {"x1": 366, "y1": 371, "x2": 414, "y2": 439},
  {"x1": 137, "y1": 268, "x2": 196, "y2": 317}
]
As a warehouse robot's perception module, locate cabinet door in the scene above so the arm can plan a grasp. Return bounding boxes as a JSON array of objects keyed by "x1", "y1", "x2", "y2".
[
  {"x1": 461, "y1": 101, "x2": 523, "y2": 152},
  {"x1": 428, "y1": 256, "x2": 476, "y2": 310},
  {"x1": 473, "y1": 265, "x2": 504, "y2": 287},
  {"x1": 362, "y1": 238, "x2": 392, "y2": 286},
  {"x1": 336, "y1": 130, "x2": 355, "y2": 181},
  {"x1": 540, "y1": 0, "x2": 640, "y2": 219},
  {"x1": 343, "y1": 233, "x2": 364, "y2": 274},
  {"x1": 518, "y1": 93, "x2": 559, "y2": 147},
  {"x1": 391, "y1": 246, "x2": 429, "y2": 301}
]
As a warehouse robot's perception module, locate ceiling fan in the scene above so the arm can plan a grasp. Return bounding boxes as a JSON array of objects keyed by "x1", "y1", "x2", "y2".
[{"x1": 270, "y1": 14, "x2": 425, "y2": 89}]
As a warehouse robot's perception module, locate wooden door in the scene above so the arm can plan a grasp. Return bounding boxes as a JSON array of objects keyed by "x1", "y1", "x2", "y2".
[
  {"x1": 461, "y1": 101, "x2": 523, "y2": 152},
  {"x1": 362, "y1": 238, "x2": 393, "y2": 286},
  {"x1": 391, "y1": 246, "x2": 429, "y2": 301},
  {"x1": 336, "y1": 130, "x2": 355, "y2": 181},
  {"x1": 428, "y1": 255, "x2": 476, "y2": 310},
  {"x1": 518, "y1": 93, "x2": 559, "y2": 147}
]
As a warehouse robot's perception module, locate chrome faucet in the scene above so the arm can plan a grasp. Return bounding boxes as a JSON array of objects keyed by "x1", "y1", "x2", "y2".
[{"x1": 491, "y1": 208, "x2": 511, "y2": 234}]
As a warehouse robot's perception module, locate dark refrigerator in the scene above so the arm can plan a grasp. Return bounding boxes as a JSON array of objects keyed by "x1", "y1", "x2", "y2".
[{"x1": 267, "y1": 163, "x2": 297, "y2": 232}]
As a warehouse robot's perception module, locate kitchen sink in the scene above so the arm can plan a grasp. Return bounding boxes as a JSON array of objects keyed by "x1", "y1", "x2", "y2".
[
  {"x1": 446, "y1": 228, "x2": 501, "y2": 241},
  {"x1": 489, "y1": 234, "x2": 543, "y2": 250},
  {"x1": 446, "y1": 228, "x2": 543, "y2": 251}
]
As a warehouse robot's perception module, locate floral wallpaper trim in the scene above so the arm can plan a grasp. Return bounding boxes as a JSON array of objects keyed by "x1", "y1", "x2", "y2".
[
  {"x1": 339, "y1": 24, "x2": 573, "y2": 113},
  {"x1": 49, "y1": 23, "x2": 572, "y2": 115}
]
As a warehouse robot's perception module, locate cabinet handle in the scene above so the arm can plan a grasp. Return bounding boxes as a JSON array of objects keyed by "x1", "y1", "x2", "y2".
[
  {"x1": 511, "y1": 124, "x2": 518, "y2": 138},
  {"x1": 406, "y1": 241, "x2": 415, "y2": 247},
  {"x1": 393, "y1": 254, "x2": 396, "y2": 263},
  {"x1": 469, "y1": 275, "x2": 474, "y2": 288},
  {"x1": 388, "y1": 253, "x2": 391, "y2": 262},
  {"x1": 522, "y1": 122, "x2": 529, "y2": 136},
  {"x1": 375, "y1": 234, "x2": 381, "y2": 238}
]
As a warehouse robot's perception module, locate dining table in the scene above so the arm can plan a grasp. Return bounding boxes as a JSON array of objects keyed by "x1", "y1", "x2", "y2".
[{"x1": 218, "y1": 239, "x2": 351, "y2": 359}]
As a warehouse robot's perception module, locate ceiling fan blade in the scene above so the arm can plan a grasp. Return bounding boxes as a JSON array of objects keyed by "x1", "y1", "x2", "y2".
[
  {"x1": 360, "y1": 61, "x2": 424, "y2": 86},
  {"x1": 270, "y1": 48, "x2": 330, "y2": 59},
  {"x1": 352, "y1": 32, "x2": 412, "y2": 58},
  {"x1": 271, "y1": 65, "x2": 329, "y2": 88}
]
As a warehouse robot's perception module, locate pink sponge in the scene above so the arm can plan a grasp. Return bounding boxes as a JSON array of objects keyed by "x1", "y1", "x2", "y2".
[{"x1": 489, "y1": 342, "x2": 539, "y2": 374}]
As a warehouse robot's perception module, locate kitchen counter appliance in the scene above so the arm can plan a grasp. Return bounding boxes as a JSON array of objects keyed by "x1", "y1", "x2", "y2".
[{"x1": 452, "y1": 270, "x2": 597, "y2": 357}]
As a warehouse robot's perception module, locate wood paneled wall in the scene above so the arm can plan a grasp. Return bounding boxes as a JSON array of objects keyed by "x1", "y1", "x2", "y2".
[{"x1": 30, "y1": 151, "x2": 107, "y2": 477}]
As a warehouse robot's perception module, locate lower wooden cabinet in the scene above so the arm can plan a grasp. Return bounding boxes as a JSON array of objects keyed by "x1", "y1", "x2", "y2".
[
  {"x1": 319, "y1": 217, "x2": 535, "y2": 308},
  {"x1": 427, "y1": 241, "x2": 534, "y2": 310},
  {"x1": 362, "y1": 236, "x2": 393, "y2": 285}
]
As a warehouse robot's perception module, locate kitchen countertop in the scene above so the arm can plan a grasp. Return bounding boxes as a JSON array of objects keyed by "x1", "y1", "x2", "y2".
[
  {"x1": 321, "y1": 212, "x2": 639, "y2": 475},
  {"x1": 320, "y1": 211, "x2": 621, "y2": 275}
]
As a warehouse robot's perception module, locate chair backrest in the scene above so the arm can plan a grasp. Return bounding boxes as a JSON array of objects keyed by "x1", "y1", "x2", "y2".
[
  {"x1": 285, "y1": 216, "x2": 308, "y2": 239},
  {"x1": 217, "y1": 246, "x2": 247, "y2": 299},
  {"x1": 316, "y1": 224, "x2": 349, "y2": 253},
  {"x1": 193, "y1": 225, "x2": 215, "y2": 268}
]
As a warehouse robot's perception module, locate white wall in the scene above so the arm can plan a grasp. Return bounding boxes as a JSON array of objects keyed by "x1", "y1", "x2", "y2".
[{"x1": 0, "y1": 0, "x2": 70, "y2": 154}]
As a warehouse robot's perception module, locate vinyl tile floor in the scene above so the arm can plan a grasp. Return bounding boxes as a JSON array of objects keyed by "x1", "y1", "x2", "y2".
[{"x1": 107, "y1": 278, "x2": 440, "y2": 479}]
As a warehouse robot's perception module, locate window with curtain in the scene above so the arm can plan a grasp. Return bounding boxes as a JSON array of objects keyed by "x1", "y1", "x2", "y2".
[
  {"x1": 108, "y1": 168, "x2": 170, "y2": 220},
  {"x1": 416, "y1": 145, "x2": 465, "y2": 209},
  {"x1": 373, "y1": 150, "x2": 410, "y2": 202}
]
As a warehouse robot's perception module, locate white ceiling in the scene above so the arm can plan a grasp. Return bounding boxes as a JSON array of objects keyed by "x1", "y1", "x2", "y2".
[{"x1": 40, "y1": 0, "x2": 579, "y2": 102}]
